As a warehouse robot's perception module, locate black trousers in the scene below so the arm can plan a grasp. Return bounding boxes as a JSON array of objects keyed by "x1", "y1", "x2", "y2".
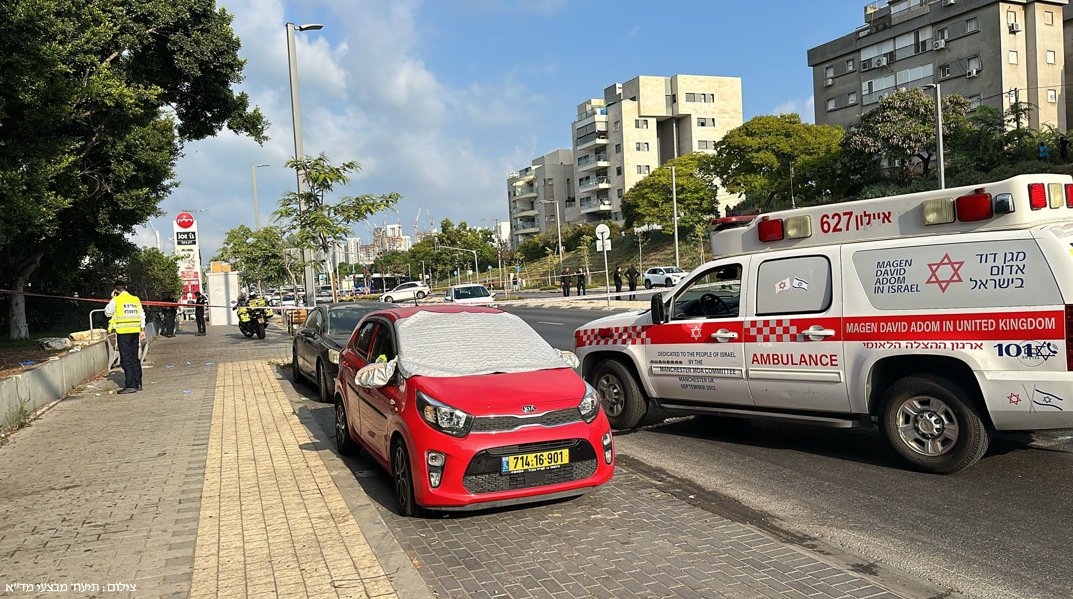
[
  {"x1": 628, "y1": 281, "x2": 637, "y2": 300},
  {"x1": 577, "y1": 282, "x2": 586, "y2": 295},
  {"x1": 116, "y1": 332, "x2": 142, "y2": 389},
  {"x1": 195, "y1": 310, "x2": 206, "y2": 334},
  {"x1": 562, "y1": 284, "x2": 571, "y2": 297},
  {"x1": 163, "y1": 312, "x2": 176, "y2": 336}
]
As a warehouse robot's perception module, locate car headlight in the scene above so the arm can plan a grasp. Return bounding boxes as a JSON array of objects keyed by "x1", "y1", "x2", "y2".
[
  {"x1": 578, "y1": 383, "x2": 600, "y2": 423},
  {"x1": 416, "y1": 390, "x2": 473, "y2": 438},
  {"x1": 327, "y1": 349, "x2": 340, "y2": 364}
]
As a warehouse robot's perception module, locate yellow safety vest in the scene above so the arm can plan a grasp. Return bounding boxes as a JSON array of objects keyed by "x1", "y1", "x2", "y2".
[{"x1": 109, "y1": 291, "x2": 143, "y2": 334}]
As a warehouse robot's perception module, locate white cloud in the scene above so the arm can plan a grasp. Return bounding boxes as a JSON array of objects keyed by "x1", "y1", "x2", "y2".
[{"x1": 772, "y1": 96, "x2": 815, "y2": 123}]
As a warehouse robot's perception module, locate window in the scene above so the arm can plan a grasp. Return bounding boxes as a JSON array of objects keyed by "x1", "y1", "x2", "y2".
[
  {"x1": 1045, "y1": 11, "x2": 1054, "y2": 25},
  {"x1": 614, "y1": 143, "x2": 621, "y2": 154},
  {"x1": 351, "y1": 321, "x2": 376, "y2": 359},
  {"x1": 615, "y1": 166, "x2": 622, "y2": 176},
  {"x1": 969, "y1": 95, "x2": 981, "y2": 109},
  {"x1": 671, "y1": 264, "x2": 742, "y2": 320},
  {"x1": 756, "y1": 256, "x2": 833, "y2": 316},
  {"x1": 846, "y1": 58, "x2": 855, "y2": 71},
  {"x1": 939, "y1": 64, "x2": 951, "y2": 78},
  {"x1": 1009, "y1": 50, "x2": 1018, "y2": 65},
  {"x1": 613, "y1": 120, "x2": 621, "y2": 131},
  {"x1": 635, "y1": 142, "x2": 649, "y2": 151},
  {"x1": 966, "y1": 17, "x2": 978, "y2": 33},
  {"x1": 967, "y1": 55, "x2": 981, "y2": 71},
  {"x1": 685, "y1": 92, "x2": 696, "y2": 102},
  {"x1": 305, "y1": 310, "x2": 323, "y2": 334},
  {"x1": 824, "y1": 65, "x2": 835, "y2": 78},
  {"x1": 368, "y1": 323, "x2": 397, "y2": 364},
  {"x1": 849, "y1": 92, "x2": 857, "y2": 104},
  {"x1": 1048, "y1": 89, "x2": 1058, "y2": 103},
  {"x1": 1007, "y1": 10, "x2": 1017, "y2": 24},
  {"x1": 826, "y1": 98, "x2": 836, "y2": 111},
  {"x1": 636, "y1": 165, "x2": 650, "y2": 175},
  {"x1": 698, "y1": 140, "x2": 710, "y2": 150},
  {"x1": 635, "y1": 119, "x2": 649, "y2": 129},
  {"x1": 617, "y1": 188, "x2": 623, "y2": 198},
  {"x1": 937, "y1": 27, "x2": 948, "y2": 40},
  {"x1": 328, "y1": 310, "x2": 365, "y2": 336},
  {"x1": 697, "y1": 117, "x2": 709, "y2": 127},
  {"x1": 1047, "y1": 50, "x2": 1056, "y2": 64}
]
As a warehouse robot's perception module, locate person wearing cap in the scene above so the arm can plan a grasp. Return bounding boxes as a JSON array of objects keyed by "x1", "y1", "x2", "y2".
[{"x1": 104, "y1": 281, "x2": 145, "y2": 394}]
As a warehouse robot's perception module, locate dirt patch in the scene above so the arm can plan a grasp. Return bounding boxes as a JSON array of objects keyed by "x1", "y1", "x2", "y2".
[{"x1": 0, "y1": 346, "x2": 67, "y2": 379}]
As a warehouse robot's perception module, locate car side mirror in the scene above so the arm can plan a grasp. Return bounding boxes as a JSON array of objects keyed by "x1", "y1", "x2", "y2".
[
  {"x1": 299, "y1": 327, "x2": 314, "y2": 338},
  {"x1": 650, "y1": 293, "x2": 666, "y2": 324},
  {"x1": 559, "y1": 350, "x2": 580, "y2": 369},
  {"x1": 355, "y1": 359, "x2": 397, "y2": 389},
  {"x1": 490, "y1": 291, "x2": 497, "y2": 299}
]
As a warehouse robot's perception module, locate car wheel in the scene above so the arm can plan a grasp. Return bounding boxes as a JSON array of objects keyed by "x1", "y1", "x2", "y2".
[
  {"x1": 665, "y1": 278, "x2": 674, "y2": 287},
  {"x1": 384, "y1": 296, "x2": 394, "y2": 303},
  {"x1": 589, "y1": 359, "x2": 647, "y2": 430},
  {"x1": 416, "y1": 291, "x2": 426, "y2": 299},
  {"x1": 317, "y1": 362, "x2": 331, "y2": 403},
  {"x1": 392, "y1": 439, "x2": 424, "y2": 517},
  {"x1": 335, "y1": 394, "x2": 358, "y2": 456},
  {"x1": 879, "y1": 375, "x2": 990, "y2": 474},
  {"x1": 644, "y1": 279, "x2": 653, "y2": 290},
  {"x1": 291, "y1": 347, "x2": 305, "y2": 384}
]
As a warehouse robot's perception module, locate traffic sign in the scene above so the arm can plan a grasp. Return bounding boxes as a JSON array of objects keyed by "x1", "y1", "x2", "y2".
[{"x1": 595, "y1": 224, "x2": 611, "y2": 240}]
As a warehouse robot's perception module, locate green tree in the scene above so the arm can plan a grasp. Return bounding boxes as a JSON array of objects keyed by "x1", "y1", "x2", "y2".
[
  {"x1": 844, "y1": 89, "x2": 972, "y2": 182},
  {"x1": 213, "y1": 225, "x2": 291, "y2": 289},
  {"x1": 700, "y1": 114, "x2": 845, "y2": 211},
  {"x1": 273, "y1": 154, "x2": 400, "y2": 301},
  {"x1": 124, "y1": 248, "x2": 182, "y2": 301},
  {"x1": 0, "y1": 0, "x2": 267, "y2": 339},
  {"x1": 622, "y1": 153, "x2": 717, "y2": 232}
]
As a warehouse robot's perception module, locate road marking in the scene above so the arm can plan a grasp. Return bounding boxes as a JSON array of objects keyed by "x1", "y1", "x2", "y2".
[{"x1": 537, "y1": 321, "x2": 564, "y2": 326}]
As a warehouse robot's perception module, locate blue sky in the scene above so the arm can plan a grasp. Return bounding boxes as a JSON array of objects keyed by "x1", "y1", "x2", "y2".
[{"x1": 135, "y1": 0, "x2": 865, "y2": 259}]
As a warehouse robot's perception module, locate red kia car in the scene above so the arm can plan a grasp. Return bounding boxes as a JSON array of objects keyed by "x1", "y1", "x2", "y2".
[{"x1": 334, "y1": 305, "x2": 614, "y2": 515}]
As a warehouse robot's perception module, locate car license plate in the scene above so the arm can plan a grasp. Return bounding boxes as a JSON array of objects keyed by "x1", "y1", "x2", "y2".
[{"x1": 501, "y1": 449, "x2": 569, "y2": 473}]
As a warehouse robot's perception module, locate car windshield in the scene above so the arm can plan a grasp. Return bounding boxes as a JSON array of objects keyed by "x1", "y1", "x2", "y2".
[
  {"x1": 453, "y1": 286, "x2": 490, "y2": 299},
  {"x1": 396, "y1": 311, "x2": 569, "y2": 377},
  {"x1": 327, "y1": 309, "x2": 371, "y2": 335}
]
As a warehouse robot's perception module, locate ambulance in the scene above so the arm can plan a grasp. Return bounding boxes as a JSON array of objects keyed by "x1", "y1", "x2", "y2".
[{"x1": 574, "y1": 174, "x2": 1073, "y2": 473}]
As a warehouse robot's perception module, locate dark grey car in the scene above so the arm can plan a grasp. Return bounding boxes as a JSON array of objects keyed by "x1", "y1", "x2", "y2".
[{"x1": 291, "y1": 302, "x2": 393, "y2": 402}]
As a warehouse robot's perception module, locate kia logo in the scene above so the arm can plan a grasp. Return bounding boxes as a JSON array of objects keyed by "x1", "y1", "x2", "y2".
[{"x1": 522, "y1": 405, "x2": 536, "y2": 413}]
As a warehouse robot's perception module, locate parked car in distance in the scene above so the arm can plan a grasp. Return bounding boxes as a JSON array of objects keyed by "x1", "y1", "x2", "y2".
[
  {"x1": 643, "y1": 266, "x2": 686, "y2": 289},
  {"x1": 335, "y1": 306, "x2": 615, "y2": 515},
  {"x1": 380, "y1": 281, "x2": 431, "y2": 303},
  {"x1": 292, "y1": 301, "x2": 393, "y2": 402},
  {"x1": 444, "y1": 283, "x2": 496, "y2": 306}
]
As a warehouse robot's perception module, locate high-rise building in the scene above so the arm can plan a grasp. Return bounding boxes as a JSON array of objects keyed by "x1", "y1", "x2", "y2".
[
  {"x1": 507, "y1": 149, "x2": 573, "y2": 247},
  {"x1": 809, "y1": 0, "x2": 1067, "y2": 130}
]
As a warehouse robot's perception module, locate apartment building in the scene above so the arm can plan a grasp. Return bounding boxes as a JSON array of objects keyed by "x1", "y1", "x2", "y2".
[
  {"x1": 507, "y1": 74, "x2": 743, "y2": 247},
  {"x1": 809, "y1": 0, "x2": 1067, "y2": 130},
  {"x1": 507, "y1": 149, "x2": 573, "y2": 247}
]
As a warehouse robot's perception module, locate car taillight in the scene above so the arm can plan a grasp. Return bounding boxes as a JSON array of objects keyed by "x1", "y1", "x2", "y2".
[
  {"x1": 955, "y1": 192, "x2": 992, "y2": 221},
  {"x1": 1066, "y1": 305, "x2": 1073, "y2": 371},
  {"x1": 757, "y1": 218, "x2": 784, "y2": 242},
  {"x1": 1029, "y1": 183, "x2": 1047, "y2": 210}
]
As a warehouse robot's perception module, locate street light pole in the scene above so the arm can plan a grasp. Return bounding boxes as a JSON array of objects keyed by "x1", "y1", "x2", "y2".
[
  {"x1": 250, "y1": 163, "x2": 269, "y2": 229},
  {"x1": 670, "y1": 166, "x2": 680, "y2": 269},
  {"x1": 539, "y1": 200, "x2": 563, "y2": 271},
  {"x1": 286, "y1": 22, "x2": 324, "y2": 307},
  {"x1": 924, "y1": 83, "x2": 945, "y2": 189}
]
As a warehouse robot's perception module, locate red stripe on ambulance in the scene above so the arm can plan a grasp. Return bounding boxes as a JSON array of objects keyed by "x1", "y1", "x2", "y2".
[{"x1": 843, "y1": 311, "x2": 1063, "y2": 341}]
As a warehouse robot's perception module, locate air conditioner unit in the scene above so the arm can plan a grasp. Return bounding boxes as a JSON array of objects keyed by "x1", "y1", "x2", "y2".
[
  {"x1": 942, "y1": 0, "x2": 956, "y2": 6},
  {"x1": 1009, "y1": 22, "x2": 1022, "y2": 33},
  {"x1": 966, "y1": 68, "x2": 980, "y2": 78},
  {"x1": 874, "y1": 56, "x2": 888, "y2": 67},
  {"x1": 933, "y1": 39, "x2": 947, "y2": 50},
  {"x1": 824, "y1": 77, "x2": 834, "y2": 87}
]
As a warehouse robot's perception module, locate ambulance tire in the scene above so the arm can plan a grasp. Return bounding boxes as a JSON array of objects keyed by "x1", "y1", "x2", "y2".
[
  {"x1": 590, "y1": 359, "x2": 647, "y2": 430},
  {"x1": 879, "y1": 375, "x2": 990, "y2": 474}
]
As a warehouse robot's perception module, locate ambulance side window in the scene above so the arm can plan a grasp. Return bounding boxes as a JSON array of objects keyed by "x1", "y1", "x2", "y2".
[
  {"x1": 672, "y1": 264, "x2": 743, "y2": 320},
  {"x1": 756, "y1": 256, "x2": 832, "y2": 316}
]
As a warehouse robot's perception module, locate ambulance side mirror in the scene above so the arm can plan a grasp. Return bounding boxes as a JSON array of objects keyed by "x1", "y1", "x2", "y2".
[{"x1": 650, "y1": 293, "x2": 666, "y2": 324}]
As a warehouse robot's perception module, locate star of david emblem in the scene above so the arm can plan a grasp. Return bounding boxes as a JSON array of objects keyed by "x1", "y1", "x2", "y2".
[
  {"x1": 690, "y1": 324, "x2": 703, "y2": 340},
  {"x1": 778, "y1": 281, "x2": 787, "y2": 290},
  {"x1": 925, "y1": 253, "x2": 964, "y2": 293},
  {"x1": 1007, "y1": 393, "x2": 1021, "y2": 405}
]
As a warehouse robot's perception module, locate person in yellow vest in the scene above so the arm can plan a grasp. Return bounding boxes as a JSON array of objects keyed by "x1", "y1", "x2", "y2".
[{"x1": 105, "y1": 281, "x2": 146, "y2": 394}]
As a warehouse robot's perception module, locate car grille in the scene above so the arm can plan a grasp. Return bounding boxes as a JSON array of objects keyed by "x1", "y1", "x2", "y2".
[
  {"x1": 471, "y1": 408, "x2": 581, "y2": 433},
  {"x1": 462, "y1": 439, "x2": 598, "y2": 495}
]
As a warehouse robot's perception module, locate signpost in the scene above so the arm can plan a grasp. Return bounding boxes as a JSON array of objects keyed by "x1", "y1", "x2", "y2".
[
  {"x1": 172, "y1": 212, "x2": 202, "y2": 304},
  {"x1": 595, "y1": 224, "x2": 611, "y2": 307}
]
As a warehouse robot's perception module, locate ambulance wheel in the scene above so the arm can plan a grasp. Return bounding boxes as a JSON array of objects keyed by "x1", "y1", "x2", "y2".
[
  {"x1": 590, "y1": 359, "x2": 647, "y2": 430},
  {"x1": 879, "y1": 375, "x2": 990, "y2": 474}
]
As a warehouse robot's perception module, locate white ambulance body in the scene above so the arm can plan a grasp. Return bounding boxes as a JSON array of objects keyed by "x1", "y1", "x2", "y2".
[{"x1": 574, "y1": 174, "x2": 1073, "y2": 473}]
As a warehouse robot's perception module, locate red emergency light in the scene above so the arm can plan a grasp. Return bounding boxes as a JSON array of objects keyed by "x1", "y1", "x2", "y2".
[
  {"x1": 955, "y1": 192, "x2": 993, "y2": 222},
  {"x1": 757, "y1": 218, "x2": 784, "y2": 242},
  {"x1": 1065, "y1": 184, "x2": 1073, "y2": 209},
  {"x1": 1028, "y1": 183, "x2": 1048, "y2": 210}
]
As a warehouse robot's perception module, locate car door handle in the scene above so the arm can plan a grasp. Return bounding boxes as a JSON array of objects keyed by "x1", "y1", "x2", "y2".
[
  {"x1": 804, "y1": 325, "x2": 836, "y2": 340},
  {"x1": 710, "y1": 329, "x2": 738, "y2": 342}
]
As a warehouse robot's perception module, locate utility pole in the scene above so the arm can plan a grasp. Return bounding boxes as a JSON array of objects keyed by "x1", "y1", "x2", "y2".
[{"x1": 671, "y1": 166, "x2": 680, "y2": 269}]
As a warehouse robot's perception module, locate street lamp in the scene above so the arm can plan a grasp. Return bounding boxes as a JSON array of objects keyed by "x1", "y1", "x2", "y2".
[
  {"x1": 670, "y1": 166, "x2": 680, "y2": 269},
  {"x1": 250, "y1": 163, "x2": 269, "y2": 229},
  {"x1": 922, "y1": 83, "x2": 945, "y2": 190},
  {"x1": 438, "y1": 245, "x2": 478, "y2": 283},
  {"x1": 481, "y1": 217, "x2": 506, "y2": 293},
  {"x1": 286, "y1": 22, "x2": 324, "y2": 307},
  {"x1": 538, "y1": 199, "x2": 563, "y2": 271}
]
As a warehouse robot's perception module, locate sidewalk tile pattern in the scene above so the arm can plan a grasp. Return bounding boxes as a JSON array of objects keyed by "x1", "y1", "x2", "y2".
[{"x1": 190, "y1": 360, "x2": 396, "y2": 599}]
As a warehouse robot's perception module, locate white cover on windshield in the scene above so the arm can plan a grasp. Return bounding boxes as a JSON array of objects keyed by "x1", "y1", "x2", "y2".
[{"x1": 396, "y1": 310, "x2": 570, "y2": 378}]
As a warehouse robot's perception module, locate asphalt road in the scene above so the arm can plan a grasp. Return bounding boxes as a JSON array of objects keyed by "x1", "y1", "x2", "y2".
[{"x1": 506, "y1": 305, "x2": 1073, "y2": 599}]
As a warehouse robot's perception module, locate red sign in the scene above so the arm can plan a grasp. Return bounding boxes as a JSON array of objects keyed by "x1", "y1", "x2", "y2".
[{"x1": 176, "y1": 212, "x2": 195, "y2": 229}]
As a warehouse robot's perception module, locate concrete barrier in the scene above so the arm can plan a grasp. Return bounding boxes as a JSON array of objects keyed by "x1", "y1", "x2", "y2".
[{"x1": 1, "y1": 340, "x2": 109, "y2": 430}]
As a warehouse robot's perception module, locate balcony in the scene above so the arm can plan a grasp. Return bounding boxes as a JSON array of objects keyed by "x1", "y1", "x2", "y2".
[
  {"x1": 577, "y1": 153, "x2": 609, "y2": 173},
  {"x1": 574, "y1": 107, "x2": 608, "y2": 123},
  {"x1": 576, "y1": 131, "x2": 609, "y2": 151},
  {"x1": 578, "y1": 175, "x2": 611, "y2": 192},
  {"x1": 579, "y1": 196, "x2": 613, "y2": 213},
  {"x1": 512, "y1": 184, "x2": 537, "y2": 199},
  {"x1": 514, "y1": 218, "x2": 539, "y2": 234},
  {"x1": 512, "y1": 203, "x2": 539, "y2": 217}
]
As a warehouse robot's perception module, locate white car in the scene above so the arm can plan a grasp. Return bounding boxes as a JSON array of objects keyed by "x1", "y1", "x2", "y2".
[
  {"x1": 643, "y1": 266, "x2": 686, "y2": 289},
  {"x1": 444, "y1": 283, "x2": 496, "y2": 306},
  {"x1": 380, "y1": 281, "x2": 431, "y2": 303}
]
